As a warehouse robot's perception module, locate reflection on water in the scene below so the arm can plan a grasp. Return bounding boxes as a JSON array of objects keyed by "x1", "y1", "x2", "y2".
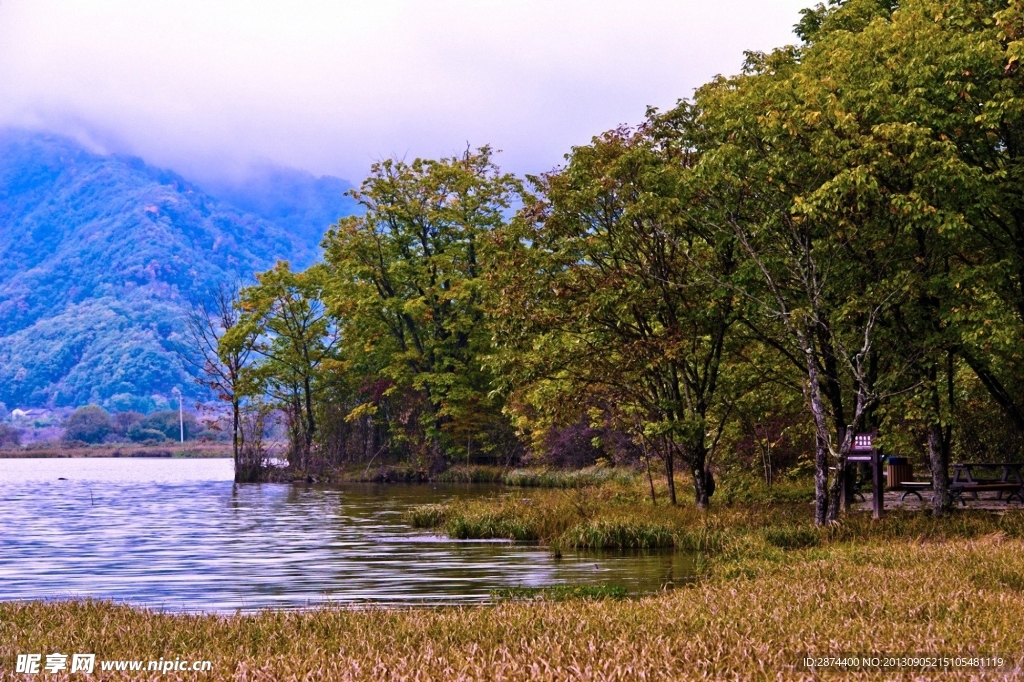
[{"x1": 0, "y1": 458, "x2": 692, "y2": 612}]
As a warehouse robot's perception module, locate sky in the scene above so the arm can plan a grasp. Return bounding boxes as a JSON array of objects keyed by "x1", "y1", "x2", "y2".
[{"x1": 0, "y1": 0, "x2": 811, "y2": 185}]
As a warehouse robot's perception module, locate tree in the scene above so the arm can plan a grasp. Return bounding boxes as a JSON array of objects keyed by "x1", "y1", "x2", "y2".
[
  {"x1": 490, "y1": 119, "x2": 739, "y2": 507},
  {"x1": 182, "y1": 283, "x2": 256, "y2": 475},
  {"x1": 769, "y1": 0, "x2": 1024, "y2": 514},
  {"x1": 63, "y1": 405, "x2": 113, "y2": 444},
  {"x1": 143, "y1": 410, "x2": 201, "y2": 441},
  {"x1": 111, "y1": 411, "x2": 144, "y2": 438},
  {"x1": 685, "y1": 37, "x2": 942, "y2": 523},
  {"x1": 229, "y1": 263, "x2": 338, "y2": 469},
  {"x1": 321, "y1": 147, "x2": 521, "y2": 465},
  {"x1": 0, "y1": 423, "x2": 21, "y2": 449}
]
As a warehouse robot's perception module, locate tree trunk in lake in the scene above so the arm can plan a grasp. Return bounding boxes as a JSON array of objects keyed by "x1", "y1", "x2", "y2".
[{"x1": 232, "y1": 397, "x2": 240, "y2": 472}]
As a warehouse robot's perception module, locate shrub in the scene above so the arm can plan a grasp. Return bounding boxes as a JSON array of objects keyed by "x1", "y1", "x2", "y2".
[{"x1": 128, "y1": 426, "x2": 167, "y2": 443}]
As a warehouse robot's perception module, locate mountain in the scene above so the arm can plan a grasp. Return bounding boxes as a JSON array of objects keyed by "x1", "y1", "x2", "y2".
[{"x1": 0, "y1": 130, "x2": 356, "y2": 410}]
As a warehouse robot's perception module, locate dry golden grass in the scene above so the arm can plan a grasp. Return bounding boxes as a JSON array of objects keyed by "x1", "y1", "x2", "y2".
[{"x1": 3, "y1": 537, "x2": 1024, "y2": 680}]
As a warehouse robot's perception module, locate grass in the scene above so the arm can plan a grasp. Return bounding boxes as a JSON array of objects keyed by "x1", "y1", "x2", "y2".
[
  {"x1": 3, "y1": 538, "x2": 1024, "y2": 679},
  {"x1": 490, "y1": 584, "x2": 629, "y2": 601},
  {"x1": 502, "y1": 465, "x2": 639, "y2": 488},
  {"x1": 432, "y1": 465, "x2": 507, "y2": 483},
  {"x1": 407, "y1": 475, "x2": 1024, "y2": 557}
]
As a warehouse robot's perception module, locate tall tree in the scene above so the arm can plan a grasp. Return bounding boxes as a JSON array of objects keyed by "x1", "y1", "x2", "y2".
[
  {"x1": 685, "y1": 39, "x2": 941, "y2": 523},
  {"x1": 321, "y1": 147, "x2": 521, "y2": 464},
  {"x1": 491, "y1": 118, "x2": 739, "y2": 507},
  {"x1": 181, "y1": 283, "x2": 257, "y2": 478},
  {"x1": 229, "y1": 263, "x2": 338, "y2": 469}
]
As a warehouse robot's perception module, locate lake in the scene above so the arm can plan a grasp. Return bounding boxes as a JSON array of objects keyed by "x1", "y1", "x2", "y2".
[{"x1": 0, "y1": 458, "x2": 692, "y2": 612}]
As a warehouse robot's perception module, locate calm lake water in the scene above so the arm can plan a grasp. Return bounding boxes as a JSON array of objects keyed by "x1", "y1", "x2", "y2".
[{"x1": 0, "y1": 458, "x2": 691, "y2": 612}]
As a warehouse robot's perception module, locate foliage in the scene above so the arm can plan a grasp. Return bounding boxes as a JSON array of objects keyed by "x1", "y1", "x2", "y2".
[
  {"x1": 310, "y1": 148, "x2": 523, "y2": 466},
  {"x1": 62, "y1": 405, "x2": 113, "y2": 444},
  {"x1": 490, "y1": 121, "x2": 740, "y2": 508}
]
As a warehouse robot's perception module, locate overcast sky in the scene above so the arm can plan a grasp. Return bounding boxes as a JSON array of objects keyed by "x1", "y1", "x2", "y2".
[{"x1": 0, "y1": 1, "x2": 810, "y2": 184}]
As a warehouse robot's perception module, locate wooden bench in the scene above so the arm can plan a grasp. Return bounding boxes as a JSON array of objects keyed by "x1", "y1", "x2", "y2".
[{"x1": 899, "y1": 481, "x2": 932, "y2": 502}]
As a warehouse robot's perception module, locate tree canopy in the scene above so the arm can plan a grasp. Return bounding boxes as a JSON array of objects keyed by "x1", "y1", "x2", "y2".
[{"x1": 216, "y1": 0, "x2": 1024, "y2": 521}]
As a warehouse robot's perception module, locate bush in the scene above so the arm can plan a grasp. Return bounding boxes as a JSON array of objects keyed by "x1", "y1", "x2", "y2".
[
  {"x1": 128, "y1": 426, "x2": 168, "y2": 443},
  {"x1": 111, "y1": 411, "x2": 144, "y2": 438},
  {"x1": 62, "y1": 405, "x2": 113, "y2": 444},
  {"x1": 0, "y1": 423, "x2": 21, "y2": 448},
  {"x1": 142, "y1": 410, "x2": 201, "y2": 441}
]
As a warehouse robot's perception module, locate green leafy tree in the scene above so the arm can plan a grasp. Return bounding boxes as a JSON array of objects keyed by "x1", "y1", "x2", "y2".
[
  {"x1": 228, "y1": 263, "x2": 338, "y2": 469},
  {"x1": 770, "y1": 0, "x2": 1024, "y2": 514},
  {"x1": 142, "y1": 410, "x2": 201, "y2": 441},
  {"x1": 321, "y1": 147, "x2": 521, "y2": 464},
  {"x1": 491, "y1": 119, "x2": 740, "y2": 507},
  {"x1": 685, "y1": 39, "x2": 941, "y2": 523}
]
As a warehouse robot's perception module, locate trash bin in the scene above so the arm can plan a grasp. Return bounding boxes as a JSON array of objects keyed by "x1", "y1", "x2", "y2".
[{"x1": 886, "y1": 457, "x2": 912, "y2": 491}]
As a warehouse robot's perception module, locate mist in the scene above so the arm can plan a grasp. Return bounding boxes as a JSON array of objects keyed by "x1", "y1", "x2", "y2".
[{"x1": 0, "y1": 0, "x2": 810, "y2": 184}]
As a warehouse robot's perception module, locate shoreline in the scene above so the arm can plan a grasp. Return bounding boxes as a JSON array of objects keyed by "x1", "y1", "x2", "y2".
[
  {"x1": 0, "y1": 443, "x2": 233, "y2": 458},
  {"x1": 3, "y1": 536, "x2": 1021, "y2": 679}
]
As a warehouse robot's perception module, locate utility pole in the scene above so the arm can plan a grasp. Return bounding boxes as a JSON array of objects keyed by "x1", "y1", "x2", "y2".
[{"x1": 172, "y1": 387, "x2": 183, "y2": 443}]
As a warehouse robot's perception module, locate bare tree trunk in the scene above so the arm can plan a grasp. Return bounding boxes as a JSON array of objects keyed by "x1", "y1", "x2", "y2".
[
  {"x1": 826, "y1": 457, "x2": 844, "y2": 522},
  {"x1": 927, "y1": 422, "x2": 950, "y2": 516},
  {"x1": 813, "y1": 432, "x2": 830, "y2": 526},
  {"x1": 663, "y1": 442, "x2": 677, "y2": 506},
  {"x1": 689, "y1": 440, "x2": 711, "y2": 509},
  {"x1": 692, "y1": 465, "x2": 710, "y2": 509},
  {"x1": 801, "y1": 327, "x2": 832, "y2": 527}
]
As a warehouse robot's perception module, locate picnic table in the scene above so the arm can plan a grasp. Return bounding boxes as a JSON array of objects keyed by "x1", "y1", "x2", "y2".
[
  {"x1": 897, "y1": 463, "x2": 1024, "y2": 505},
  {"x1": 949, "y1": 463, "x2": 1024, "y2": 505}
]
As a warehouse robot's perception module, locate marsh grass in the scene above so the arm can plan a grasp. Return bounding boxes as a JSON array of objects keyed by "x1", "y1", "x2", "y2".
[
  {"x1": 408, "y1": 482, "x2": 1024, "y2": 560},
  {"x1": 4, "y1": 538, "x2": 1024, "y2": 680},
  {"x1": 432, "y1": 465, "x2": 506, "y2": 483},
  {"x1": 502, "y1": 465, "x2": 639, "y2": 488},
  {"x1": 763, "y1": 526, "x2": 821, "y2": 550},
  {"x1": 490, "y1": 585, "x2": 628, "y2": 601}
]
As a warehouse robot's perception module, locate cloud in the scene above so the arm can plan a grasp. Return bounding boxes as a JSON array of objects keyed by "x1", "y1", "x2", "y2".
[{"x1": 0, "y1": 0, "x2": 809, "y2": 182}]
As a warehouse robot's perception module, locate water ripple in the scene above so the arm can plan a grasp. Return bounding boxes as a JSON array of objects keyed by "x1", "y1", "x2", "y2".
[{"x1": 0, "y1": 458, "x2": 690, "y2": 612}]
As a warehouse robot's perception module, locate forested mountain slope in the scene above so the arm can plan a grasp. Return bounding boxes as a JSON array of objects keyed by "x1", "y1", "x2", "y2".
[{"x1": 0, "y1": 130, "x2": 355, "y2": 409}]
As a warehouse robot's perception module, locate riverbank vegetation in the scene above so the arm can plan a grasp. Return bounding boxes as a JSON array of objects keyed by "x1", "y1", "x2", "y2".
[
  {"x1": 181, "y1": 0, "x2": 1024, "y2": 526},
  {"x1": 408, "y1": 476, "x2": 1024, "y2": 550},
  {"x1": 4, "y1": 533, "x2": 1023, "y2": 679}
]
